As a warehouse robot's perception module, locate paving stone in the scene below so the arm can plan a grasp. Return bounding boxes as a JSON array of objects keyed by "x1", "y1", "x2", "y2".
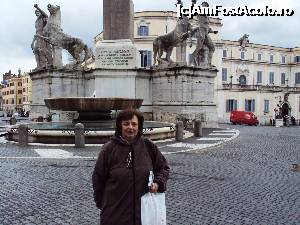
[{"x1": 0, "y1": 125, "x2": 299, "y2": 224}]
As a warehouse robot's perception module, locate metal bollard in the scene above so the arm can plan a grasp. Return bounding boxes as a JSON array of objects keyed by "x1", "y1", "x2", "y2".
[
  {"x1": 18, "y1": 124, "x2": 28, "y2": 147},
  {"x1": 175, "y1": 121, "x2": 184, "y2": 142},
  {"x1": 75, "y1": 123, "x2": 85, "y2": 148},
  {"x1": 9, "y1": 117, "x2": 17, "y2": 125},
  {"x1": 194, "y1": 120, "x2": 203, "y2": 137}
]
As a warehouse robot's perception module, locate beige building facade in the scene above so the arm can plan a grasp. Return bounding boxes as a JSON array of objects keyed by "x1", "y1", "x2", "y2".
[
  {"x1": 1, "y1": 72, "x2": 32, "y2": 114},
  {"x1": 21, "y1": 73, "x2": 33, "y2": 113},
  {"x1": 95, "y1": 11, "x2": 300, "y2": 124}
]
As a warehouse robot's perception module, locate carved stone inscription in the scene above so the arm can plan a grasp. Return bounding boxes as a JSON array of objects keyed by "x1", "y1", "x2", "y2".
[{"x1": 96, "y1": 46, "x2": 136, "y2": 69}]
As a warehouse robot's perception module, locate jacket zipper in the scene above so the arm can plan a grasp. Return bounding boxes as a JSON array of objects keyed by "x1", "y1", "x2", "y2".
[{"x1": 131, "y1": 145, "x2": 136, "y2": 225}]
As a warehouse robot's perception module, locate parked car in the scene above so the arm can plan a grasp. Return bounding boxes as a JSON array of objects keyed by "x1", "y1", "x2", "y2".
[
  {"x1": 230, "y1": 110, "x2": 259, "y2": 126},
  {"x1": 0, "y1": 111, "x2": 5, "y2": 117}
]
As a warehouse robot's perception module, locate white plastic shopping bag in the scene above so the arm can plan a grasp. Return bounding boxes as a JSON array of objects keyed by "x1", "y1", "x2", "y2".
[{"x1": 141, "y1": 192, "x2": 166, "y2": 225}]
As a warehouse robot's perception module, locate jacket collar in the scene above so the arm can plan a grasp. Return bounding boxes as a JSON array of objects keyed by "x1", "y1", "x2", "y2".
[{"x1": 111, "y1": 135, "x2": 143, "y2": 146}]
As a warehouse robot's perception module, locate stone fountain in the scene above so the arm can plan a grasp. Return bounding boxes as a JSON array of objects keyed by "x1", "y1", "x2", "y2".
[
  {"x1": 5, "y1": 1, "x2": 176, "y2": 144},
  {"x1": 6, "y1": 0, "x2": 219, "y2": 144}
]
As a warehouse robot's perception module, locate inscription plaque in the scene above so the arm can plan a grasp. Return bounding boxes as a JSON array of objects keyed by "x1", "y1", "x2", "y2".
[{"x1": 95, "y1": 45, "x2": 137, "y2": 69}]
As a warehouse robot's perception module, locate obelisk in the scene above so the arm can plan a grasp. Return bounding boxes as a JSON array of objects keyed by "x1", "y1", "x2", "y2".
[
  {"x1": 103, "y1": 0, "x2": 134, "y2": 41},
  {"x1": 95, "y1": 0, "x2": 138, "y2": 69}
]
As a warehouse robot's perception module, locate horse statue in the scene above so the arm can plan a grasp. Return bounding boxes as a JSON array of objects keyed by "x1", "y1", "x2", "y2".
[
  {"x1": 153, "y1": 16, "x2": 192, "y2": 65},
  {"x1": 35, "y1": 4, "x2": 94, "y2": 66}
]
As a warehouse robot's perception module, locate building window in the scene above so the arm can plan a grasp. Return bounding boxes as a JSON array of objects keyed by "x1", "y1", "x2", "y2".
[
  {"x1": 18, "y1": 99, "x2": 22, "y2": 104},
  {"x1": 138, "y1": 25, "x2": 149, "y2": 36},
  {"x1": 281, "y1": 56, "x2": 286, "y2": 63},
  {"x1": 241, "y1": 52, "x2": 245, "y2": 59},
  {"x1": 12, "y1": 99, "x2": 14, "y2": 104},
  {"x1": 18, "y1": 90, "x2": 22, "y2": 94},
  {"x1": 264, "y1": 100, "x2": 270, "y2": 113},
  {"x1": 10, "y1": 83, "x2": 14, "y2": 87},
  {"x1": 257, "y1": 71, "x2": 262, "y2": 84},
  {"x1": 269, "y1": 72, "x2": 274, "y2": 84},
  {"x1": 239, "y1": 75, "x2": 247, "y2": 85},
  {"x1": 223, "y1": 49, "x2": 227, "y2": 58},
  {"x1": 222, "y1": 68, "x2": 227, "y2": 81},
  {"x1": 270, "y1": 55, "x2": 274, "y2": 63},
  {"x1": 140, "y1": 50, "x2": 152, "y2": 68},
  {"x1": 23, "y1": 88, "x2": 26, "y2": 92},
  {"x1": 18, "y1": 82, "x2": 22, "y2": 86},
  {"x1": 6, "y1": 100, "x2": 8, "y2": 104},
  {"x1": 295, "y1": 56, "x2": 300, "y2": 63},
  {"x1": 295, "y1": 72, "x2": 300, "y2": 84},
  {"x1": 23, "y1": 97, "x2": 26, "y2": 102},
  {"x1": 245, "y1": 99, "x2": 255, "y2": 112},
  {"x1": 257, "y1": 53, "x2": 262, "y2": 61},
  {"x1": 226, "y1": 99, "x2": 237, "y2": 112},
  {"x1": 281, "y1": 73, "x2": 286, "y2": 85},
  {"x1": 188, "y1": 54, "x2": 193, "y2": 65},
  {"x1": 191, "y1": 32, "x2": 198, "y2": 38}
]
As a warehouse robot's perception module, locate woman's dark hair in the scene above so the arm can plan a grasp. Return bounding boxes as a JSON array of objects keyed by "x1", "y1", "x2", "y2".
[{"x1": 115, "y1": 109, "x2": 144, "y2": 137}]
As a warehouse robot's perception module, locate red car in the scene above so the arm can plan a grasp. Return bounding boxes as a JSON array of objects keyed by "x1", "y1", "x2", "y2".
[{"x1": 230, "y1": 110, "x2": 259, "y2": 126}]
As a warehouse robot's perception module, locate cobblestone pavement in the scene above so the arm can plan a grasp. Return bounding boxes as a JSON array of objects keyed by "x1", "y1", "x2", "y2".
[{"x1": 0, "y1": 125, "x2": 299, "y2": 224}]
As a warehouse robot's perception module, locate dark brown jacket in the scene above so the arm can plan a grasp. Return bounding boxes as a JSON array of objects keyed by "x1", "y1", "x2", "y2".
[{"x1": 92, "y1": 135, "x2": 170, "y2": 225}]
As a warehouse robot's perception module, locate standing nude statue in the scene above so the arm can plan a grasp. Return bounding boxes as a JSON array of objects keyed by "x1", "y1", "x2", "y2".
[
  {"x1": 190, "y1": 1, "x2": 217, "y2": 67},
  {"x1": 31, "y1": 4, "x2": 53, "y2": 69}
]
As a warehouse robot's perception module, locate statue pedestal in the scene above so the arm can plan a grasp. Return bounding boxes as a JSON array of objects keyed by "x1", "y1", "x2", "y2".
[
  {"x1": 29, "y1": 68, "x2": 86, "y2": 119},
  {"x1": 151, "y1": 66, "x2": 218, "y2": 128},
  {"x1": 95, "y1": 39, "x2": 138, "y2": 69}
]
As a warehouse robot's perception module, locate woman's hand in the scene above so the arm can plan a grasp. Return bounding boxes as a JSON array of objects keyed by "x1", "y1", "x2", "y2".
[{"x1": 150, "y1": 182, "x2": 159, "y2": 193}]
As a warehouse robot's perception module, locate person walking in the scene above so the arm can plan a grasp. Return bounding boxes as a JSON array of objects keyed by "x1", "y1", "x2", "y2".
[{"x1": 92, "y1": 109, "x2": 170, "y2": 225}]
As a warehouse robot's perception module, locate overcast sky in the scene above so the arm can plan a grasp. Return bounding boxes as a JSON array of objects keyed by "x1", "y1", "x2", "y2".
[{"x1": 0, "y1": 0, "x2": 299, "y2": 79}]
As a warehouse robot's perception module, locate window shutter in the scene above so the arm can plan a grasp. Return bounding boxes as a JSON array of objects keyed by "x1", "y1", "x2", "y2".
[
  {"x1": 226, "y1": 100, "x2": 229, "y2": 112},
  {"x1": 234, "y1": 100, "x2": 237, "y2": 110},
  {"x1": 147, "y1": 51, "x2": 152, "y2": 67},
  {"x1": 245, "y1": 99, "x2": 248, "y2": 111},
  {"x1": 252, "y1": 99, "x2": 255, "y2": 112},
  {"x1": 140, "y1": 51, "x2": 144, "y2": 67}
]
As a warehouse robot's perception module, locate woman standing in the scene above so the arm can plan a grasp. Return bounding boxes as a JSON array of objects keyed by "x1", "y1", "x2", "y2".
[{"x1": 92, "y1": 109, "x2": 170, "y2": 225}]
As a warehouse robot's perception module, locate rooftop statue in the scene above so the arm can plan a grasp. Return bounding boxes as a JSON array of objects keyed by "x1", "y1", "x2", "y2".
[
  {"x1": 32, "y1": 4, "x2": 94, "y2": 69},
  {"x1": 238, "y1": 34, "x2": 250, "y2": 50},
  {"x1": 190, "y1": 1, "x2": 217, "y2": 68}
]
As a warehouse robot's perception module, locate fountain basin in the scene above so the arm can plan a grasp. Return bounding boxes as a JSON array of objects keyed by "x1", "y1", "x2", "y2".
[
  {"x1": 6, "y1": 121, "x2": 175, "y2": 144},
  {"x1": 44, "y1": 97, "x2": 143, "y2": 111}
]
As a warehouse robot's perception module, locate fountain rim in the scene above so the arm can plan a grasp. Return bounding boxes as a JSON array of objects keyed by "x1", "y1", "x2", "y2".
[{"x1": 44, "y1": 97, "x2": 144, "y2": 100}]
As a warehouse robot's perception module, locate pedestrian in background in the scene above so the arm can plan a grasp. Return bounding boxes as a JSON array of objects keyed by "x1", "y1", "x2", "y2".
[{"x1": 92, "y1": 109, "x2": 169, "y2": 225}]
